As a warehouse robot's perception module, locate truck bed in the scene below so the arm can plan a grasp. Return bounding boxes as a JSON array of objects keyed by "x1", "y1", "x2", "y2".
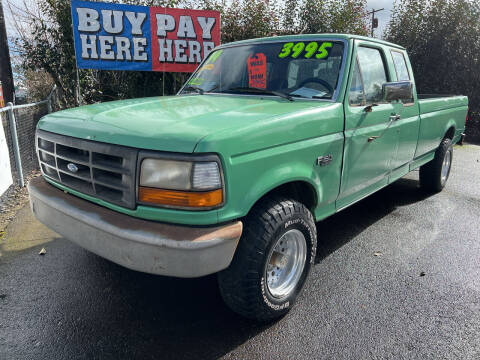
[
  {"x1": 415, "y1": 94, "x2": 468, "y2": 157},
  {"x1": 418, "y1": 94, "x2": 468, "y2": 113}
]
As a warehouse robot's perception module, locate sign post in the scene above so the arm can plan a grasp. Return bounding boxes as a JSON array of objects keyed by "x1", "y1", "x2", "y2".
[
  {"x1": 71, "y1": 0, "x2": 221, "y2": 73},
  {"x1": 0, "y1": 81, "x2": 4, "y2": 108},
  {"x1": 0, "y1": 1, "x2": 14, "y2": 104}
]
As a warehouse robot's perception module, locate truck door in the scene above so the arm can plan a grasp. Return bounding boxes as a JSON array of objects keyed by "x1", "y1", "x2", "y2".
[
  {"x1": 388, "y1": 49, "x2": 420, "y2": 180},
  {"x1": 337, "y1": 43, "x2": 399, "y2": 209}
]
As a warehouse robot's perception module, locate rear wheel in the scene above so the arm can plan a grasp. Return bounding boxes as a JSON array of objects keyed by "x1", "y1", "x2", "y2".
[
  {"x1": 419, "y1": 137, "x2": 453, "y2": 192},
  {"x1": 218, "y1": 197, "x2": 317, "y2": 321}
]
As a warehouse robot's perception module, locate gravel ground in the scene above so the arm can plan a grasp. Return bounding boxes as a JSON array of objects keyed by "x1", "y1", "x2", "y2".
[
  {"x1": 0, "y1": 171, "x2": 40, "y2": 233},
  {"x1": 0, "y1": 144, "x2": 479, "y2": 359}
]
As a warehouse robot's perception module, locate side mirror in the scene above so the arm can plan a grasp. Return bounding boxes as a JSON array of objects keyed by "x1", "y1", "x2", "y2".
[{"x1": 382, "y1": 81, "x2": 413, "y2": 102}]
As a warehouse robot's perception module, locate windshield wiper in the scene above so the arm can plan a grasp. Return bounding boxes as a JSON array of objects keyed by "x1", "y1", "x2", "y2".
[
  {"x1": 288, "y1": 92, "x2": 332, "y2": 100},
  {"x1": 312, "y1": 94, "x2": 332, "y2": 99},
  {"x1": 224, "y1": 87, "x2": 293, "y2": 101},
  {"x1": 183, "y1": 85, "x2": 204, "y2": 95},
  {"x1": 183, "y1": 84, "x2": 220, "y2": 95},
  {"x1": 289, "y1": 93, "x2": 309, "y2": 99}
]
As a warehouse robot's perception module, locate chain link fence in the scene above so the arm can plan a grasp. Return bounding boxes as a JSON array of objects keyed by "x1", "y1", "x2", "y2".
[{"x1": 0, "y1": 86, "x2": 57, "y2": 194}]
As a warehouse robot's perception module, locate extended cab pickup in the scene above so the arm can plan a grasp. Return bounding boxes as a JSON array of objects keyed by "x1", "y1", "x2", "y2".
[{"x1": 29, "y1": 34, "x2": 468, "y2": 321}]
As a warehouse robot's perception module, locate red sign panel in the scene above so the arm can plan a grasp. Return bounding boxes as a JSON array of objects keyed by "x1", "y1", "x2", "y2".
[
  {"x1": 150, "y1": 7, "x2": 221, "y2": 73},
  {"x1": 248, "y1": 53, "x2": 267, "y2": 89},
  {"x1": 0, "y1": 82, "x2": 4, "y2": 108}
]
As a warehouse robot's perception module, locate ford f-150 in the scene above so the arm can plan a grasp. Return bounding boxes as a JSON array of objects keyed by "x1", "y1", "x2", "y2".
[{"x1": 29, "y1": 34, "x2": 468, "y2": 321}]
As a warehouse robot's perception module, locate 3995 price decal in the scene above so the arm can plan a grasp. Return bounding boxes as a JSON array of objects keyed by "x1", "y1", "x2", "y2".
[{"x1": 278, "y1": 41, "x2": 333, "y2": 59}]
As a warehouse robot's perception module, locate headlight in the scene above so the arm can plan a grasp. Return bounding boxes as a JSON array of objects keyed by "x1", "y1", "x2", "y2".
[
  {"x1": 138, "y1": 157, "x2": 224, "y2": 210},
  {"x1": 140, "y1": 159, "x2": 193, "y2": 190}
]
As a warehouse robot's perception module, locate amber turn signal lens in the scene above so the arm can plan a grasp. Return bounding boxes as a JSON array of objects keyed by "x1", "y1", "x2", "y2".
[{"x1": 138, "y1": 187, "x2": 223, "y2": 208}]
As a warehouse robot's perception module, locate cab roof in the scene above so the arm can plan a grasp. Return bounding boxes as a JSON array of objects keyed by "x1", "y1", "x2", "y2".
[{"x1": 220, "y1": 33, "x2": 405, "y2": 51}]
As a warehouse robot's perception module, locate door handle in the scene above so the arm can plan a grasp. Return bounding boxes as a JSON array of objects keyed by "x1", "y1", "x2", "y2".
[{"x1": 367, "y1": 113, "x2": 400, "y2": 143}]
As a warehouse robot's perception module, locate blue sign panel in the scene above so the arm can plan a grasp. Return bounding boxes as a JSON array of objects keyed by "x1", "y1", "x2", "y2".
[{"x1": 71, "y1": 0, "x2": 152, "y2": 71}]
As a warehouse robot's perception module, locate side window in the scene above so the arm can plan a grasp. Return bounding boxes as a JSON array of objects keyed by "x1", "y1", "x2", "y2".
[
  {"x1": 391, "y1": 51, "x2": 410, "y2": 81},
  {"x1": 357, "y1": 47, "x2": 387, "y2": 103},
  {"x1": 349, "y1": 58, "x2": 365, "y2": 106}
]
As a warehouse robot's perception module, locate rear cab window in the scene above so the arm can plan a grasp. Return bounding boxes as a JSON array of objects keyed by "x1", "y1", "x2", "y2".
[{"x1": 391, "y1": 50, "x2": 410, "y2": 81}]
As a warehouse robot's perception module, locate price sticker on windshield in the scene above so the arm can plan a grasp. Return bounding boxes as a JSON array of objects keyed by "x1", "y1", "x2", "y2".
[
  {"x1": 248, "y1": 53, "x2": 267, "y2": 89},
  {"x1": 278, "y1": 41, "x2": 333, "y2": 59}
]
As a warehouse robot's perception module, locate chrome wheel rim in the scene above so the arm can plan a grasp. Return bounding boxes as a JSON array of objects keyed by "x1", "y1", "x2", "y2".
[
  {"x1": 441, "y1": 149, "x2": 452, "y2": 184},
  {"x1": 265, "y1": 229, "x2": 307, "y2": 299}
]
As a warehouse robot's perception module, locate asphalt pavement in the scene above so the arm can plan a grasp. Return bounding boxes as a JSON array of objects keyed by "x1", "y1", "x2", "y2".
[{"x1": 1, "y1": 144, "x2": 480, "y2": 360}]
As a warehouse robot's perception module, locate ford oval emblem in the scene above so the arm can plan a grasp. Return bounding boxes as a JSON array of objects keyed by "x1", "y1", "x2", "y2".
[{"x1": 67, "y1": 163, "x2": 79, "y2": 173}]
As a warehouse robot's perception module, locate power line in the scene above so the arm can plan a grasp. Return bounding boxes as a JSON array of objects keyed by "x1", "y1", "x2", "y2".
[{"x1": 368, "y1": 8, "x2": 384, "y2": 38}]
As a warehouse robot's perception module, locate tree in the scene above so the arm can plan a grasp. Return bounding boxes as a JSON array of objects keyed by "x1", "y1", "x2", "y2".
[
  {"x1": 12, "y1": 0, "x2": 369, "y2": 108},
  {"x1": 297, "y1": 0, "x2": 368, "y2": 35},
  {"x1": 221, "y1": 0, "x2": 281, "y2": 42},
  {"x1": 385, "y1": 0, "x2": 480, "y2": 142}
]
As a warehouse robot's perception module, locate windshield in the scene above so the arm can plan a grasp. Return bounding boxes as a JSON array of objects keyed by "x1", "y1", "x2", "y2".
[{"x1": 180, "y1": 40, "x2": 345, "y2": 100}]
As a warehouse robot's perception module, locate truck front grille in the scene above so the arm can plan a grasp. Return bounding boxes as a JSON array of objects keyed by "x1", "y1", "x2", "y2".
[{"x1": 36, "y1": 130, "x2": 138, "y2": 209}]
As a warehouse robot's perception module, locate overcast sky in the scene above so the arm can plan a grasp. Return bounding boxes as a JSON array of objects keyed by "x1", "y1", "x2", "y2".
[
  {"x1": 3, "y1": 0, "x2": 28, "y2": 36},
  {"x1": 4, "y1": 0, "x2": 395, "y2": 39}
]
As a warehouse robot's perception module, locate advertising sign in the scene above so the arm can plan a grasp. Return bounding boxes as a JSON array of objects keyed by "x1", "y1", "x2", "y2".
[{"x1": 71, "y1": 0, "x2": 221, "y2": 73}]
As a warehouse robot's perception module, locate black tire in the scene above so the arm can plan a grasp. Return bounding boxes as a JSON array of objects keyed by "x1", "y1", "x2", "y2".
[
  {"x1": 218, "y1": 197, "x2": 317, "y2": 321},
  {"x1": 419, "y1": 137, "x2": 453, "y2": 192}
]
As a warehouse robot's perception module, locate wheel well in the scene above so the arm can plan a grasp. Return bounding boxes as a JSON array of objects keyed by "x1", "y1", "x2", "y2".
[
  {"x1": 445, "y1": 126, "x2": 455, "y2": 140},
  {"x1": 251, "y1": 181, "x2": 317, "y2": 213}
]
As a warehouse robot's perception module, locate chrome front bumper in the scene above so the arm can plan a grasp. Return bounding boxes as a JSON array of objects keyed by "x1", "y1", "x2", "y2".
[{"x1": 28, "y1": 177, "x2": 242, "y2": 278}]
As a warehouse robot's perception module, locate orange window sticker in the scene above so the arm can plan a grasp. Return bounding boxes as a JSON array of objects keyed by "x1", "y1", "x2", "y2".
[
  {"x1": 248, "y1": 53, "x2": 267, "y2": 89},
  {"x1": 199, "y1": 63, "x2": 215, "y2": 72}
]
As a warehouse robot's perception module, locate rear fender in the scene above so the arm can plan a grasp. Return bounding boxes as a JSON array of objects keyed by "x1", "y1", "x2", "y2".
[{"x1": 443, "y1": 120, "x2": 456, "y2": 140}]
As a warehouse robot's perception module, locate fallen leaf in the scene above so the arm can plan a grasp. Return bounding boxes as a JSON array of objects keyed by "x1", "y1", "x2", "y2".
[
  {"x1": 39, "y1": 248, "x2": 46, "y2": 255},
  {"x1": 0, "y1": 231, "x2": 5, "y2": 239},
  {"x1": 374, "y1": 251, "x2": 382, "y2": 257}
]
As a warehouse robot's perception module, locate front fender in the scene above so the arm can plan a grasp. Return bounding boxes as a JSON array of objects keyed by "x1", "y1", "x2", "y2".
[
  {"x1": 220, "y1": 132, "x2": 344, "y2": 222},
  {"x1": 242, "y1": 165, "x2": 321, "y2": 216}
]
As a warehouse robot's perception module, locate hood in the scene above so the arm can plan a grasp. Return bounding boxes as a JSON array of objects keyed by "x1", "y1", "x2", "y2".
[{"x1": 38, "y1": 95, "x2": 331, "y2": 153}]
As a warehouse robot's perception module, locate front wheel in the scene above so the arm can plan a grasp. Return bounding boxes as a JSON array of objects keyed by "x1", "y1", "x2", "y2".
[
  {"x1": 419, "y1": 137, "x2": 453, "y2": 192},
  {"x1": 218, "y1": 197, "x2": 317, "y2": 321}
]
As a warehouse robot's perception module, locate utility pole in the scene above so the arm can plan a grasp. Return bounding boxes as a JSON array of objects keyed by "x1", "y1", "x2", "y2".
[
  {"x1": 0, "y1": 0, "x2": 14, "y2": 104},
  {"x1": 368, "y1": 8, "x2": 384, "y2": 38}
]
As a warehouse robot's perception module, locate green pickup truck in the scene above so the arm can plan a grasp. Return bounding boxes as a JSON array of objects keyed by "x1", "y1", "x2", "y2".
[{"x1": 29, "y1": 34, "x2": 468, "y2": 321}]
